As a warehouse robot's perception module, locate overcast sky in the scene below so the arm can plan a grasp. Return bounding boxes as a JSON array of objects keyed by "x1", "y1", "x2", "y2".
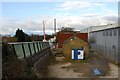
[{"x1": 1, "y1": 0, "x2": 119, "y2": 36}]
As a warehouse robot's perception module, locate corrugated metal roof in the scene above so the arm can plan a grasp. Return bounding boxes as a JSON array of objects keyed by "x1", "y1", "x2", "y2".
[
  {"x1": 91, "y1": 23, "x2": 119, "y2": 32},
  {"x1": 80, "y1": 23, "x2": 119, "y2": 33}
]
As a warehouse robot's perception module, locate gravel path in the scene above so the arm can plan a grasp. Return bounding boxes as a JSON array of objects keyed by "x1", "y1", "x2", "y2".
[
  {"x1": 47, "y1": 62, "x2": 83, "y2": 78},
  {"x1": 46, "y1": 51, "x2": 119, "y2": 78},
  {"x1": 100, "y1": 63, "x2": 118, "y2": 78}
]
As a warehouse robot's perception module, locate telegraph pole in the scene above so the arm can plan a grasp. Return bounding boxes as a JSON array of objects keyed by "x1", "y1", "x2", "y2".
[
  {"x1": 43, "y1": 20, "x2": 46, "y2": 42},
  {"x1": 54, "y1": 19, "x2": 56, "y2": 48},
  {"x1": 54, "y1": 19, "x2": 56, "y2": 36}
]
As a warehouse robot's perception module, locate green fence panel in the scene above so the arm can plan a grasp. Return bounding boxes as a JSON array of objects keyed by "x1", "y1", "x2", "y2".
[
  {"x1": 36, "y1": 42, "x2": 40, "y2": 51},
  {"x1": 34, "y1": 43, "x2": 38, "y2": 53},
  {"x1": 44, "y1": 43, "x2": 46, "y2": 49},
  {"x1": 43, "y1": 42, "x2": 45, "y2": 50},
  {"x1": 45, "y1": 42, "x2": 46, "y2": 49},
  {"x1": 40, "y1": 42, "x2": 43, "y2": 50},
  {"x1": 38, "y1": 42, "x2": 41, "y2": 51},
  {"x1": 23, "y1": 44, "x2": 30, "y2": 57},
  {"x1": 46, "y1": 43, "x2": 47, "y2": 48},
  {"x1": 30, "y1": 43, "x2": 35, "y2": 55},
  {"x1": 45, "y1": 42, "x2": 47, "y2": 48},
  {"x1": 43, "y1": 42, "x2": 45, "y2": 49},
  {"x1": 48, "y1": 43, "x2": 50, "y2": 47},
  {"x1": 47, "y1": 42, "x2": 49, "y2": 48},
  {"x1": 0, "y1": 43, "x2": 2, "y2": 47},
  {"x1": 14, "y1": 44, "x2": 24, "y2": 58}
]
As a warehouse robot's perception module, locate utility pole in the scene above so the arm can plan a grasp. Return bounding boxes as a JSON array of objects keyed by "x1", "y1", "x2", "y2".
[
  {"x1": 54, "y1": 19, "x2": 56, "y2": 36},
  {"x1": 43, "y1": 20, "x2": 46, "y2": 42},
  {"x1": 54, "y1": 19, "x2": 56, "y2": 48}
]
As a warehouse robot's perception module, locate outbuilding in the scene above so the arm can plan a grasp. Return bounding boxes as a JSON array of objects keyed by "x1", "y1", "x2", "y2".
[{"x1": 57, "y1": 32, "x2": 89, "y2": 59}]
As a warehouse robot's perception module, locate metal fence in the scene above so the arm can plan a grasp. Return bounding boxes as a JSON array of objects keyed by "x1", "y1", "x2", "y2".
[
  {"x1": 8, "y1": 41, "x2": 50, "y2": 59},
  {"x1": 91, "y1": 43, "x2": 119, "y2": 63},
  {"x1": 4, "y1": 41, "x2": 51, "y2": 72}
]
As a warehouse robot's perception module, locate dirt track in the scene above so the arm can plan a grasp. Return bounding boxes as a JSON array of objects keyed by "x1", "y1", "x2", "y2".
[{"x1": 46, "y1": 51, "x2": 119, "y2": 78}]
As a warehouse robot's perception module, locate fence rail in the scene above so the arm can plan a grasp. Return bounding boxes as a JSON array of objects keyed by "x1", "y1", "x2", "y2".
[
  {"x1": 8, "y1": 41, "x2": 51, "y2": 67},
  {"x1": 8, "y1": 41, "x2": 50, "y2": 59}
]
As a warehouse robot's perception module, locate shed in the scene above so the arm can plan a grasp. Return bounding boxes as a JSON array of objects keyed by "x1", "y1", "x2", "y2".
[
  {"x1": 62, "y1": 35, "x2": 89, "y2": 59},
  {"x1": 57, "y1": 32, "x2": 88, "y2": 48}
]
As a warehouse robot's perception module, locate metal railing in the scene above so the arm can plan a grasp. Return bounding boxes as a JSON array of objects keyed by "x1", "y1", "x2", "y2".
[
  {"x1": 8, "y1": 41, "x2": 50, "y2": 59},
  {"x1": 7, "y1": 41, "x2": 51, "y2": 68}
]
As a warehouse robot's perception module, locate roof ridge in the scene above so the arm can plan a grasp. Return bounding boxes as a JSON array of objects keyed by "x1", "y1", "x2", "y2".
[{"x1": 62, "y1": 33, "x2": 77, "y2": 44}]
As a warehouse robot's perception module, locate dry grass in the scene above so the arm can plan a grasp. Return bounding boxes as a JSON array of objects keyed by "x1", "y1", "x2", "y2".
[{"x1": 2, "y1": 43, "x2": 38, "y2": 79}]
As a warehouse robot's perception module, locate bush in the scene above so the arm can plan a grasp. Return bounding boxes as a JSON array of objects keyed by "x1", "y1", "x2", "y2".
[{"x1": 2, "y1": 43, "x2": 38, "y2": 79}]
